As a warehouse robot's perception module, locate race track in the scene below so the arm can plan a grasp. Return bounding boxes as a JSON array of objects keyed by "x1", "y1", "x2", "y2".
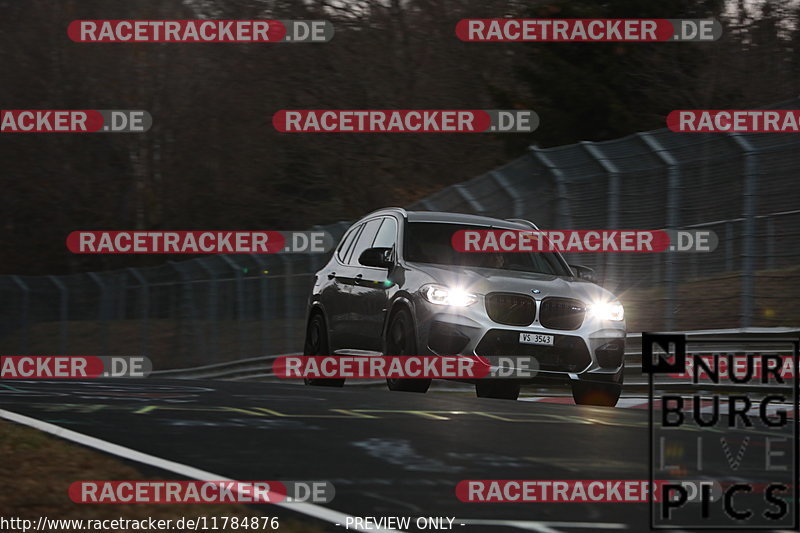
[{"x1": 0, "y1": 379, "x2": 795, "y2": 532}]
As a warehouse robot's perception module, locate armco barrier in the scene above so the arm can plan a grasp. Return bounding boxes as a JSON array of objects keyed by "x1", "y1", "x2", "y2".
[{"x1": 151, "y1": 329, "x2": 799, "y2": 395}]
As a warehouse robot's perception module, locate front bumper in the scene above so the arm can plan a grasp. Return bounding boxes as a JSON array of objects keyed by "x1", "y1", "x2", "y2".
[{"x1": 412, "y1": 297, "x2": 626, "y2": 384}]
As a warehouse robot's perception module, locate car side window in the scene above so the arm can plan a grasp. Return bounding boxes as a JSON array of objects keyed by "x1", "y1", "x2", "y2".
[
  {"x1": 346, "y1": 218, "x2": 382, "y2": 266},
  {"x1": 336, "y1": 224, "x2": 361, "y2": 264},
  {"x1": 372, "y1": 217, "x2": 397, "y2": 250}
]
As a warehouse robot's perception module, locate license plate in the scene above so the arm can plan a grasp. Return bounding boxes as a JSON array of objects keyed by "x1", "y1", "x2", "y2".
[{"x1": 519, "y1": 333, "x2": 554, "y2": 346}]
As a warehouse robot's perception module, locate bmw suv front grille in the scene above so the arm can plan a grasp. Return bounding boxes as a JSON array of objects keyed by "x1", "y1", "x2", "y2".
[
  {"x1": 485, "y1": 292, "x2": 536, "y2": 326},
  {"x1": 539, "y1": 297, "x2": 586, "y2": 330}
]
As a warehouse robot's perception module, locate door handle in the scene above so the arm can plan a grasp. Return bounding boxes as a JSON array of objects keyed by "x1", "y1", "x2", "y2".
[
  {"x1": 354, "y1": 274, "x2": 363, "y2": 285},
  {"x1": 327, "y1": 272, "x2": 336, "y2": 280}
]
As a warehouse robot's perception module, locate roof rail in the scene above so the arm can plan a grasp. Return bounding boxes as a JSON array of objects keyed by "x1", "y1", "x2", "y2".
[
  {"x1": 505, "y1": 218, "x2": 540, "y2": 230},
  {"x1": 362, "y1": 206, "x2": 408, "y2": 218}
]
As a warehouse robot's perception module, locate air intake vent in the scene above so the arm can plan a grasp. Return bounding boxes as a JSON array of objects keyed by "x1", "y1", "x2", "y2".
[
  {"x1": 485, "y1": 293, "x2": 536, "y2": 326},
  {"x1": 539, "y1": 298, "x2": 585, "y2": 330}
]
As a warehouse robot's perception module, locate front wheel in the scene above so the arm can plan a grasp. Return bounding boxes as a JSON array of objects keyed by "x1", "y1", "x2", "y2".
[
  {"x1": 571, "y1": 381, "x2": 621, "y2": 406},
  {"x1": 303, "y1": 312, "x2": 344, "y2": 387},
  {"x1": 384, "y1": 308, "x2": 431, "y2": 393}
]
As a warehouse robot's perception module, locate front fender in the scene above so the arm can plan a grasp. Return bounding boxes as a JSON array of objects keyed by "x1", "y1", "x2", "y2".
[{"x1": 382, "y1": 294, "x2": 421, "y2": 353}]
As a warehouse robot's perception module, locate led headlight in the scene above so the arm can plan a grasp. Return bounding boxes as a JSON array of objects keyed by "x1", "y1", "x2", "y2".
[
  {"x1": 587, "y1": 299, "x2": 624, "y2": 321},
  {"x1": 421, "y1": 284, "x2": 477, "y2": 307}
]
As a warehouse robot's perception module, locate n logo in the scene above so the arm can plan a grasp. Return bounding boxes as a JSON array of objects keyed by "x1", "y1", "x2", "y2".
[{"x1": 642, "y1": 333, "x2": 686, "y2": 374}]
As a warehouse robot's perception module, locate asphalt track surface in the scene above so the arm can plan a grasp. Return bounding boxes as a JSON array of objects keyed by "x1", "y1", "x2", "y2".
[{"x1": 0, "y1": 379, "x2": 796, "y2": 533}]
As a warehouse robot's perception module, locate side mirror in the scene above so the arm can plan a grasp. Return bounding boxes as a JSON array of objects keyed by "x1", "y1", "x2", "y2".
[
  {"x1": 359, "y1": 247, "x2": 393, "y2": 269},
  {"x1": 569, "y1": 264, "x2": 600, "y2": 284}
]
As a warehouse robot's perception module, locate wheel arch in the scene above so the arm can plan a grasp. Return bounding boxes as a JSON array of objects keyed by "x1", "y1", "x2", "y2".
[
  {"x1": 306, "y1": 302, "x2": 333, "y2": 346},
  {"x1": 307, "y1": 301, "x2": 327, "y2": 322},
  {"x1": 382, "y1": 296, "x2": 420, "y2": 352}
]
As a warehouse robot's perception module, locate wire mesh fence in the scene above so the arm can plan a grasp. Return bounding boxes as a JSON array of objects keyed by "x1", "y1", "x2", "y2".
[
  {"x1": 406, "y1": 125, "x2": 800, "y2": 335},
  {"x1": 2, "y1": 109, "x2": 799, "y2": 368}
]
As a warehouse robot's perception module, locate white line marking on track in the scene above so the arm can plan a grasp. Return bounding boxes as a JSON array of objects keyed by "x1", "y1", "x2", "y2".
[
  {"x1": 0, "y1": 408, "x2": 402, "y2": 533},
  {"x1": 519, "y1": 396, "x2": 796, "y2": 418}
]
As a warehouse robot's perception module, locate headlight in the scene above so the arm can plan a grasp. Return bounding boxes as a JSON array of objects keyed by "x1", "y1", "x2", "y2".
[
  {"x1": 587, "y1": 300, "x2": 624, "y2": 321},
  {"x1": 421, "y1": 284, "x2": 477, "y2": 307}
]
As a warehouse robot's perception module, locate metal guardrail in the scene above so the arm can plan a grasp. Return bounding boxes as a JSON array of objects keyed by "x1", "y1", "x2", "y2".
[
  {"x1": 624, "y1": 328, "x2": 799, "y2": 394},
  {"x1": 151, "y1": 329, "x2": 799, "y2": 394},
  {"x1": 624, "y1": 328, "x2": 800, "y2": 369},
  {"x1": 152, "y1": 354, "x2": 284, "y2": 381}
]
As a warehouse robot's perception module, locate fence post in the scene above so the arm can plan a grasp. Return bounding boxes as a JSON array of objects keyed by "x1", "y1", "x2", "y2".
[
  {"x1": 529, "y1": 148, "x2": 573, "y2": 228},
  {"x1": 195, "y1": 259, "x2": 219, "y2": 361},
  {"x1": 87, "y1": 272, "x2": 109, "y2": 355},
  {"x1": 725, "y1": 221, "x2": 734, "y2": 272},
  {"x1": 488, "y1": 170, "x2": 524, "y2": 218},
  {"x1": 729, "y1": 134, "x2": 758, "y2": 328},
  {"x1": 277, "y1": 255, "x2": 294, "y2": 352},
  {"x1": 126, "y1": 267, "x2": 150, "y2": 359},
  {"x1": 581, "y1": 142, "x2": 620, "y2": 285},
  {"x1": 220, "y1": 255, "x2": 246, "y2": 360},
  {"x1": 639, "y1": 133, "x2": 680, "y2": 330},
  {"x1": 249, "y1": 253, "x2": 271, "y2": 355},
  {"x1": 11, "y1": 276, "x2": 30, "y2": 353},
  {"x1": 168, "y1": 261, "x2": 201, "y2": 363},
  {"x1": 453, "y1": 183, "x2": 485, "y2": 214},
  {"x1": 47, "y1": 275, "x2": 68, "y2": 354},
  {"x1": 766, "y1": 216, "x2": 775, "y2": 271},
  {"x1": 419, "y1": 198, "x2": 438, "y2": 211},
  {"x1": 310, "y1": 226, "x2": 328, "y2": 274}
]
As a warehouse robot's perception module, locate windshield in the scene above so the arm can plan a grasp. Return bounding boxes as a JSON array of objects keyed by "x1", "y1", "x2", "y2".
[{"x1": 403, "y1": 222, "x2": 571, "y2": 276}]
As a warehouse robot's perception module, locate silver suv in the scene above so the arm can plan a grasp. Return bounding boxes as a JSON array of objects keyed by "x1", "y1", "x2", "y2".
[{"x1": 303, "y1": 208, "x2": 626, "y2": 406}]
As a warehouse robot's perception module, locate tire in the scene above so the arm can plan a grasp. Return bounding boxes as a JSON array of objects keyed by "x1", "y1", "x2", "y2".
[
  {"x1": 303, "y1": 312, "x2": 344, "y2": 387},
  {"x1": 384, "y1": 308, "x2": 431, "y2": 393},
  {"x1": 571, "y1": 381, "x2": 622, "y2": 406},
  {"x1": 475, "y1": 380, "x2": 520, "y2": 400}
]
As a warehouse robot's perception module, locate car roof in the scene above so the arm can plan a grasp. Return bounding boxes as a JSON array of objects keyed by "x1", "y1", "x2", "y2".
[
  {"x1": 362, "y1": 207, "x2": 532, "y2": 230},
  {"x1": 407, "y1": 211, "x2": 533, "y2": 228}
]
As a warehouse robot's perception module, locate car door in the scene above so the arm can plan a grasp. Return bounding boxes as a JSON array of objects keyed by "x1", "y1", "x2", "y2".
[
  {"x1": 349, "y1": 216, "x2": 398, "y2": 350},
  {"x1": 336, "y1": 218, "x2": 383, "y2": 349},
  {"x1": 319, "y1": 223, "x2": 362, "y2": 349}
]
